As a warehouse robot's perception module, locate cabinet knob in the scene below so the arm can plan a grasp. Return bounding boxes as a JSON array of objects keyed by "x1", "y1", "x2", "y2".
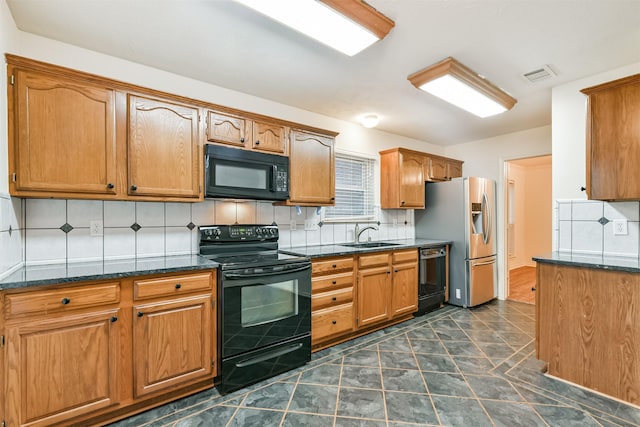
[
  {"x1": 137, "y1": 312, "x2": 144, "y2": 317},
  {"x1": 330, "y1": 197, "x2": 335, "y2": 201},
  {"x1": 106, "y1": 183, "x2": 114, "y2": 189},
  {"x1": 531, "y1": 287, "x2": 536, "y2": 292},
  {"x1": 110, "y1": 316, "x2": 118, "y2": 323},
  {"x1": 240, "y1": 137, "x2": 245, "y2": 143},
  {"x1": 394, "y1": 269, "x2": 398, "y2": 273},
  {"x1": 332, "y1": 280, "x2": 337, "y2": 285},
  {"x1": 332, "y1": 320, "x2": 337, "y2": 325},
  {"x1": 387, "y1": 271, "x2": 391, "y2": 275},
  {"x1": 130, "y1": 185, "x2": 137, "y2": 191},
  {"x1": 332, "y1": 264, "x2": 337, "y2": 268},
  {"x1": 61, "y1": 297, "x2": 71, "y2": 305},
  {"x1": 332, "y1": 297, "x2": 337, "y2": 301},
  {"x1": 255, "y1": 140, "x2": 260, "y2": 145},
  {"x1": 580, "y1": 186, "x2": 586, "y2": 192},
  {"x1": 401, "y1": 200, "x2": 405, "y2": 205},
  {"x1": 175, "y1": 283, "x2": 182, "y2": 289}
]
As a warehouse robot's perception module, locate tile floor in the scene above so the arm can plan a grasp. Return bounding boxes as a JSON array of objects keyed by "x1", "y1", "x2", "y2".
[{"x1": 110, "y1": 301, "x2": 640, "y2": 427}]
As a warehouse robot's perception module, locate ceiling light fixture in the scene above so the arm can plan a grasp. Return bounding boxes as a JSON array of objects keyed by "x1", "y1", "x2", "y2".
[
  {"x1": 234, "y1": 0, "x2": 394, "y2": 56},
  {"x1": 360, "y1": 114, "x2": 379, "y2": 128},
  {"x1": 408, "y1": 57, "x2": 517, "y2": 118}
]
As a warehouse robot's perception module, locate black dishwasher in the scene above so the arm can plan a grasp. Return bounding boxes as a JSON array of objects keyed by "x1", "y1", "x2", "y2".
[{"x1": 417, "y1": 246, "x2": 447, "y2": 315}]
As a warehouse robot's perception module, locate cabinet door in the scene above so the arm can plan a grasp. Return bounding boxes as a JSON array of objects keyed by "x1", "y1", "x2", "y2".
[
  {"x1": 399, "y1": 151, "x2": 425, "y2": 208},
  {"x1": 252, "y1": 120, "x2": 286, "y2": 153},
  {"x1": 128, "y1": 95, "x2": 201, "y2": 198},
  {"x1": 5, "y1": 309, "x2": 120, "y2": 427},
  {"x1": 428, "y1": 157, "x2": 448, "y2": 181},
  {"x1": 588, "y1": 80, "x2": 640, "y2": 200},
  {"x1": 447, "y1": 161, "x2": 463, "y2": 179},
  {"x1": 357, "y1": 266, "x2": 391, "y2": 328},
  {"x1": 391, "y1": 262, "x2": 418, "y2": 318},
  {"x1": 133, "y1": 294, "x2": 213, "y2": 398},
  {"x1": 12, "y1": 69, "x2": 117, "y2": 195},
  {"x1": 206, "y1": 110, "x2": 251, "y2": 147},
  {"x1": 289, "y1": 130, "x2": 335, "y2": 205}
]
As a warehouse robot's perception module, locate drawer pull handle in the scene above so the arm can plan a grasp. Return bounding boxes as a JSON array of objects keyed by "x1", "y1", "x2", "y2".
[
  {"x1": 137, "y1": 312, "x2": 144, "y2": 317},
  {"x1": 332, "y1": 320, "x2": 337, "y2": 324},
  {"x1": 110, "y1": 316, "x2": 118, "y2": 323},
  {"x1": 332, "y1": 280, "x2": 337, "y2": 285},
  {"x1": 61, "y1": 298, "x2": 71, "y2": 305},
  {"x1": 175, "y1": 283, "x2": 182, "y2": 289},
  {"x1": 332, "y1": 297, "x2": 337, "y2": 301}
]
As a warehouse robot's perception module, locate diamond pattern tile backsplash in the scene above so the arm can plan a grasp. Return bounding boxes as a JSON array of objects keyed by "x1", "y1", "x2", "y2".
[
  {"x1": 0, "y1": 197, "x2": 415, "y2": 274},
  {"x1": 555, "y1": 200, "x2": 640, "y2": 257}
]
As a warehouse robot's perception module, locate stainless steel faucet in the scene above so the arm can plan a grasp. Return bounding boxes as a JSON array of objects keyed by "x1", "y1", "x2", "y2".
[{"x1": 354, "y1": 223, "x2": 378, "y2": 243}]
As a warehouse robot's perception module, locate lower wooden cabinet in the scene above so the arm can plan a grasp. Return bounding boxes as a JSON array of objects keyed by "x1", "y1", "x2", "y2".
[
  {"x1": 4, "y1": 308, "x2": 121, "y2": 427},
  {"x1": 0, "y1": 269, "x2": 217, "y2": 427},
  {"x1": 311, "y1": 249, "x2": 419, "y2": 350}
]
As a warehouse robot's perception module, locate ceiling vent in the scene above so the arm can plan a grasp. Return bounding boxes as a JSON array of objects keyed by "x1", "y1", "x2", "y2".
[{"x1": 522, "y1": 65, "x2": 556, "y2": 83}]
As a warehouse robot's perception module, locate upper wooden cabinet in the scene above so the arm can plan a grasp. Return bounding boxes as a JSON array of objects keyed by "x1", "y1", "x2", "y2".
[
  {"x1": 581, "y1": 74, "x2": 640, "y2": 200},
  {"x1": 128, "y1": 95, "x2": 201, "y2": 199},
  {"x1": 9, "y1": 68, "x2": 118, "y2": 197},
  {"x1": 284, "y1": 129, "x2": 336, "y2": 206},
  {"x1": 380, "y1": 147, "x2": 463, "y2": 209},
  {"x1": 426, "y1": 156, "x2": 463, "y2": 181},
  {"x1": 206, "y1": 110, "x2": 287, "y2": 154}
]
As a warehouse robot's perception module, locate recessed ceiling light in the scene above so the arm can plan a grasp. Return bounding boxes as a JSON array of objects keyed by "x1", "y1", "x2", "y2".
[
  {"x1": 408, "y1": 57, "x2": 517, "y2": 118},
  {"x1": 360, "y1": 114, "x2": 380, "y2": 128},
  {"x1": 234, "y1": 0, "x2": 394, "y2": 56}
]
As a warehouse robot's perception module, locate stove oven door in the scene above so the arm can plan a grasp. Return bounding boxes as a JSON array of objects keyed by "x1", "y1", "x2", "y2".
[{"x1": 221, "y1": 261, "x2": 311, "y2": 358}]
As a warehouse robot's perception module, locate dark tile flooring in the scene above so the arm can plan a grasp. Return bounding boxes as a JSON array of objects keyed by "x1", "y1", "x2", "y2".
[{"x1": 110, "y1": 301, "x2": 640, "y2": 427}]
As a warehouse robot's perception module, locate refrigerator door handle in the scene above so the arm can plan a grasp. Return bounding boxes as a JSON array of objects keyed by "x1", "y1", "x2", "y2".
[{"x1": 473, "y1": 260, "x2": 495, "y2": 266}]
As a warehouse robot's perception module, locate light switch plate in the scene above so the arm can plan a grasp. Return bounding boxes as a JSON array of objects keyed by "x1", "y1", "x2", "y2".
[{"x1": 613, "y1": 219, "x2": 628, "y2": 235}]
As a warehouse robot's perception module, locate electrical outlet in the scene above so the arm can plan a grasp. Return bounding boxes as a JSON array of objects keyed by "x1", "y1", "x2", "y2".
[
  {"x1": 90, "y1": 220, "x2": 103, "y2": 236},
  {"x1": 304, "y1": 219, "x2": 318, "y2": 231},
  {"x1": 613, "y1": 219, "x2": 628, "y2": 235},
  {"x1": 290, "y1": 220, "x2": 297, "y2": 231}
]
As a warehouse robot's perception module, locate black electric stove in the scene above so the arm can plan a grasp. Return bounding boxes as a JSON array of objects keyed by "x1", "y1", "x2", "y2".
[{"x1": 199, "y1": 224, "x2": 311, "y2": 394}]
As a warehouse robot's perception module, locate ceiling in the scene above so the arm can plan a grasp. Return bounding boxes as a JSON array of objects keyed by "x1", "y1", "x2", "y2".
[{"x1": 7, "y1": 0, "x2": 640, "y2": 146}]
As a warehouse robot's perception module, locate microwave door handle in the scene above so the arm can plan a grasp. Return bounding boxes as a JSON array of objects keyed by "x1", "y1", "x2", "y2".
[{"x1": 270, "y1": 165, "x2": 277, "y2": 192}]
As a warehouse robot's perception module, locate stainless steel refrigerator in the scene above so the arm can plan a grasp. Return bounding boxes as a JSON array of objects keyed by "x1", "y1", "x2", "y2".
[{"x1": 414, "y1": 177, "x2": 497, "y2": 307}]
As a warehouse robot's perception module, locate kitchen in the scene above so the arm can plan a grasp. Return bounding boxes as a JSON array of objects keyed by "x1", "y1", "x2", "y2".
[{"x1": 0, "y1": 1, "x2": 639, "y2": 426}]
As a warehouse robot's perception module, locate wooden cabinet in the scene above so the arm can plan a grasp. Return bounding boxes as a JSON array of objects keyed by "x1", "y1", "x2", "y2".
[
  {"x1": 9, "y1": 68, "x2": 118, "y2": 197},
  {"x1": 128, "y1": 95, "x2": 201, "y2": 199},
  {"x1": 0, "y1": 269, "x2": 217, "y2": 426},
  {"x1": 357, "y1": 249, "x2": 418, "y2": 327},
  {"x1": 426, "y1": 157, "x2": 463, "y2": 181},
  {"x1": 581, "y1": 74, "x2": 640, "y2": 200},
  {"x1": 285, "y1": 129, "x2": 336, "y2": 206},
  {"x1": 380, "y1": 147, "x2": 463, "y2": 209},
  {"x1": 206, "y1": 110, "x2": 287, "y2": 154},
  {"x1": 391, "y1": 250, "x2": 419, "y2": 317},
  {"x1": 311, "y1": 256, "x2": 355, "y2": 347},
  {"x1": 3, "y1": 282, "x2": 122, "y2": 427},
  {"x1": 536, "y1": 262, "x2": 640, "y2": 405}
]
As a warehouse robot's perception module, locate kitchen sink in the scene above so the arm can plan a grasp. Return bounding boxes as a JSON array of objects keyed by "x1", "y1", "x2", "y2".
[{"x1": 339, "y1": 242, "x2": 401, "y2": 248}]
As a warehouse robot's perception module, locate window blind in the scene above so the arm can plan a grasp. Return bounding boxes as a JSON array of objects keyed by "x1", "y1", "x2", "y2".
[{"x1": 324, "y1": 153, "x2": 375, "y2": 220}]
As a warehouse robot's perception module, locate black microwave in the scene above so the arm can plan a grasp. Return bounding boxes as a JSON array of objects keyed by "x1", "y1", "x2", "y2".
[{"x1": 205, "y1": 144, "x2": 289, "y2": 201}]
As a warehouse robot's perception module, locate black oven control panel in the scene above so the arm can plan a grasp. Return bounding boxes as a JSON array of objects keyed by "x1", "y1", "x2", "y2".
[{"x1": 200, "y1": 224, "x2": 278, "y2": 243}]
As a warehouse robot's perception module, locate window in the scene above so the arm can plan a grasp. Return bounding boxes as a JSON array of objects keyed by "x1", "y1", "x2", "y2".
[{"x1": 324, "y1": 152, "x2": 375, "y2": 221}]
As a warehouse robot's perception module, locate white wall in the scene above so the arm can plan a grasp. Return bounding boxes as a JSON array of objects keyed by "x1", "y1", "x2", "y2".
[
  {"x1": 444, "y1": 125, "x2": 552, "y2": 299},
  {"x1": 552, "y1": 61, "x2": 640, "y2": 201}
]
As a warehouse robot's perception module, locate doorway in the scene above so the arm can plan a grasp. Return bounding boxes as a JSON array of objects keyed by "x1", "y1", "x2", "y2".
[{"x1": 505, "y1": 155, "x2": 552, "y2": 304}]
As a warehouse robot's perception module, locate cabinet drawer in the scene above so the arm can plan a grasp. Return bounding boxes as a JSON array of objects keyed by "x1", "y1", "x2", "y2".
[
  {"x1": 313, "y1": 257, "x2": 354, "y2": 275},
  {"x1": 312, "y1": 304, "x2": 354, "y2": 344},
  {"x1": 134, "y1": 272, "x2": 213, "y2": 300},
  {"x1": 313, "y1": 287, "x2": 353, "y2": 311},
  {"x1": 358, "y1": 252, "x2": 391, "y2": 269},
  {"x1": 312, "y1": 272, "x2": 353, "y2": 293},
  {"x1": 5, "y1": 282, "x2": 120, "y2": 318},
  {"x1": 393, "y1": 250, "x2": 418, "y2": 264}
]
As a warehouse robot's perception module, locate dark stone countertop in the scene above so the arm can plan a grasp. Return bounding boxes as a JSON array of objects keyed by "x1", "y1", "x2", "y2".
[
  {"x1": 280, "y1": 238, "x2": 451, "y2": 259},
  {"x1": 533, "y1": 252, "x2": 640, "y2": 274},
  {"x1": 0, "y1": 255, "x2": 219, "y2": 290}
]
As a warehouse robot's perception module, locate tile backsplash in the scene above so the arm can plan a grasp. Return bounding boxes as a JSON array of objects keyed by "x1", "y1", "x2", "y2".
[
  {"x1": 0, "y1": 197, "x2": 415, "y2": 274},
  {"x1": 554, "y1": 200, "x2": 640, "y2": 257}
]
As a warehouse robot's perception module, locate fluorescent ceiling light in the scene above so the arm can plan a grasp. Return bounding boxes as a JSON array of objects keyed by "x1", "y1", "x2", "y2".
[
  {"x1": 234, "y1": 0, "x2": 394, "y2": 56},
  {"x1": 408, "y1": 57, "x2": 517, "y2": 118}
]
